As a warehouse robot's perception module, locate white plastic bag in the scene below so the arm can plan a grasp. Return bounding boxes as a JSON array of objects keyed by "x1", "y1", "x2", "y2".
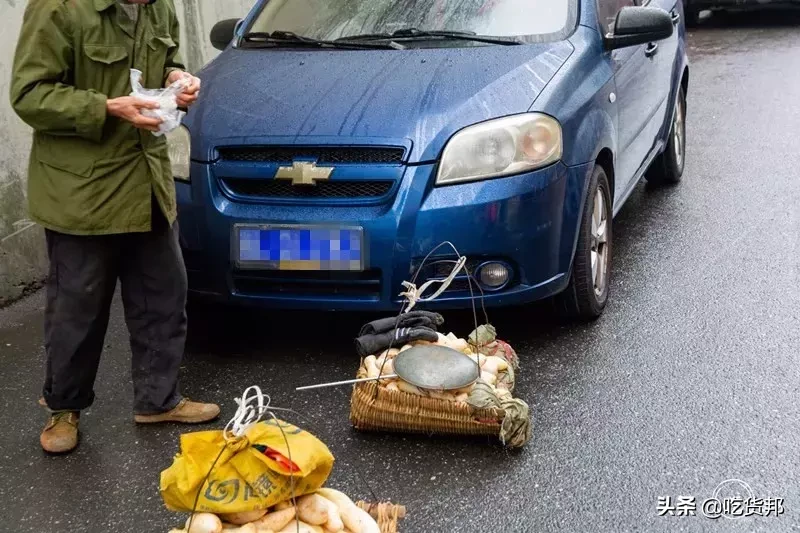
[{"x1": 129, "y1": 69, "x2": 187, "y2": 137}]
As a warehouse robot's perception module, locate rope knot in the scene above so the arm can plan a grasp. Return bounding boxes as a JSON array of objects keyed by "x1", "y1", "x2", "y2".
[
  {"x1": 399, "y1": 256, "x2": 467, "y2": 313},
  {"x1": 224, "y1": 386, "x2": 273, "y2": 442}
]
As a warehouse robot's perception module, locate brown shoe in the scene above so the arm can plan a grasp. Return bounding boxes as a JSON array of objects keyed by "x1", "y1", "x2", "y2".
[
  {"x1": 40, "y1": 412, "x2": 79, "y2": 454},
  {"x1": 134, "y1": 399, "x2": 220, "y2": 424}
]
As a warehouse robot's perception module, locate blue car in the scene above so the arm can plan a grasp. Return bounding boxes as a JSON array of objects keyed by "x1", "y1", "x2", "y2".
[{"x1": 169, "y1": 0, "x2": 689, "y2": 318}]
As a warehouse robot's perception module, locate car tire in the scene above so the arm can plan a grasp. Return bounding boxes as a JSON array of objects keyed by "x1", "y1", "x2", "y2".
[
  {"x1": 647, "y1": 87, "x2": 687, "y2": 186},
  {"x1": 555, "y1": 165, "x2": 613, "y2": 320}
]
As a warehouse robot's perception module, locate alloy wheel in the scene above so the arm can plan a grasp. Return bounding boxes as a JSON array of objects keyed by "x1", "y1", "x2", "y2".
[
  {"x1": 673, "y1": 94, "x2": 685, "y2": 168},
  {"x1": 590, "y1": 187, "x2": 609, "y2": 297}
]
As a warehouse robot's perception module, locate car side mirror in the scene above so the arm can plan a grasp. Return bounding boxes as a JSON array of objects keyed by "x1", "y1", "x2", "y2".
[
  {"x1": 210, "y1": 18, "x2": 242, "y2": 51},
  {"x1": 604, "y1": 6, "x2": 674, "y2": 51}
]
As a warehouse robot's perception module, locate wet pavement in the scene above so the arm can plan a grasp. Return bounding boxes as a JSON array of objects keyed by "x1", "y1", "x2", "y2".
[{"x1": 3, "y1": 10, "x2": 800, "y2": 533}]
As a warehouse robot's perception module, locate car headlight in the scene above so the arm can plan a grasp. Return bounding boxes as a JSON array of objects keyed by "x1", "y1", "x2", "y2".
[
  {"x1": 166, "y1": 125, "x2": 191, "y2": 182},
  {"x1": 436, "y1": 113, "x2": 562, "y2": 185}
]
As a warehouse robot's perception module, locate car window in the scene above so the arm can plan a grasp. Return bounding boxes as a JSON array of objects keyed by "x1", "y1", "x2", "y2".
[
  {"x1": 596, "y1": 0, "x2": 637, "y2": 34},
  {"x1": 248, "y1": 0, "x2": 578, "y2": 44}
]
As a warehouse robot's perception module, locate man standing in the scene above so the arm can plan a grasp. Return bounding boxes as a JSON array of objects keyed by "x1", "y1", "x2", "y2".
[{"x1": 10, "y1": 0, "x2": 220, "y2": 455}]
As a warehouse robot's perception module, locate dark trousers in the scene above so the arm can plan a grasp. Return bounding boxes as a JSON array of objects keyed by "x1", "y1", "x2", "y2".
[{"x1": 43, "y1": 207, "x2": 187, "y2": 415}]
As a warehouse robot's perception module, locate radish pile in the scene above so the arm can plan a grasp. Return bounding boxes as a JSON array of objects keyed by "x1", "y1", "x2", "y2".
[
  {"x1": 169, "y1": 488, "x2": 380, "y2": 533},
  {"x1": 363, "y1": 332, "x2": 514, "y2": 401}
]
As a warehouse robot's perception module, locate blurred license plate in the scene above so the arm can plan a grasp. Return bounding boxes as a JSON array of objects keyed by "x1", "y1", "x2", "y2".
[{"x1": 234, "y1": 225, "x2": 364, "y2": 271}]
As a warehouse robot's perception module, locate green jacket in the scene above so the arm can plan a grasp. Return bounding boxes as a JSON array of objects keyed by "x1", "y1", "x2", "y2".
[{"x1": 10, "y1": 0, "x2": 186, "y2": 235}]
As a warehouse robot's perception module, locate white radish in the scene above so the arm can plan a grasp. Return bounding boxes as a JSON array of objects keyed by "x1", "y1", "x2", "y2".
[
  {"x1": 277, "y1": 520, "x2": 321, "y2": 533},
  {"x1": 346, "y1": 507, "x2": 378, "y2": 533},
  {"x1": 399, "y1": 344, "x2": 413, "y2": 353},
  {"x1": 297, "y1": 494, "x2": 330, "y2": 525},
  {"x1": 379, "y1": 348, "x2": 400, "y2": 359},
  {"x1": 412, "y1": 339, "x2": 433, "y2": 346},
  {"x1": 222, "y1": 524, "x2": 257, "y2": 533},
  {"x1": 220, "y1": 510, "x2": 267, "y2": 525},
  {"x1": 396, "y1": 380, "x2": 424, "y2": 396},
  {"x1": 320, "y1": 496, "x2": 344, "y2": 532},
  {"x1": 454, "y1": 384, "x2": 474, "y2": 395},
  {"x1": 185, "y1": 513, "x2": 223, "y2": 533},
  {"x1": 481, "y1": 361, "x2": 500, "y2": 377},
  {"x1": 364, "y1": 356, "x2": 379, "y2": 379},
  {"x1": 449, "y1": 338, "x2": 469, "y2": 352},
  {"x1": 446, "y1": 332, "x2": 458, "y2": 342},
  {"x1": 316, "y1": 489, "x2": 380, "y2": 533},
  {"x1": 427, "y1": 390, "x2": 456, "y2": 402},
  {"x1": 275, "y1": 501, "x2": 293, "y2": 511},
  {"x1": 481, "y1": 372, "x2": 497, "y2": 386},
  {"x1": 253, "y1": 507, "x2": 296, "y2": 532},
  {"x1": 384, "y1": 381, "x2": 400, "y2": 393},
  {"x1": 482, "y1": 356, "x2": 508, "y2": 374},
  {"x1": 379, "y1": 359, "x2": 394, "y2": 376},
  {"x1": 455, "y1": 392, "x2": 469, "y2": 403}
]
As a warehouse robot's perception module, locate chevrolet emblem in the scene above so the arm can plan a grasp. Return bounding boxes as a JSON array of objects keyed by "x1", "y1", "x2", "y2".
[{"x1": 275, "y1": 161, "x2": 334, "y2": 186}]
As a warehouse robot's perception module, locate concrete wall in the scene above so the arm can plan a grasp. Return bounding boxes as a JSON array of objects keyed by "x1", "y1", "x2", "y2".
[
  {"x1": 0, "y1": 0, "x2": 45, "y2": 306},
  {"x1": 0, "y1": 0, "x2": 255, "y2": 305}
]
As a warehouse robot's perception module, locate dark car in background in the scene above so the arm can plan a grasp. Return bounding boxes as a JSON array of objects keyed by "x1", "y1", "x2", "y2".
[{"x1": 683, "y1": 0, "x2": 800, "y2": 24}]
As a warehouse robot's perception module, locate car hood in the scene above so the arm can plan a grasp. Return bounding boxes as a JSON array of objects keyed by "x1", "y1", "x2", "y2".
[{"x1": 187, "y1": 42, "x2": 573, "y2": 163}]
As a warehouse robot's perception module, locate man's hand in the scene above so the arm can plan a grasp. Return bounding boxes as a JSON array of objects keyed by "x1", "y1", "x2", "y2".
[
  {"x1": 167, "y1": 70, "x2": 201, "y2": 108},
  {"x1": 106, "y1": 96, "x2": 162, "y2": 132}
]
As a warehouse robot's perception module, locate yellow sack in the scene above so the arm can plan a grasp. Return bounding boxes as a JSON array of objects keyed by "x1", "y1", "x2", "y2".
[{"x1": 160, "y1": 419, "x2": 334, "y2": 514}]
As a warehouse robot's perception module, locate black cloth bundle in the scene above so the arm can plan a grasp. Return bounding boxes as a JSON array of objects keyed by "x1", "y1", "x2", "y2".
[{"x1": 355, "y1": 311, "x2": 445, "y2": 358}]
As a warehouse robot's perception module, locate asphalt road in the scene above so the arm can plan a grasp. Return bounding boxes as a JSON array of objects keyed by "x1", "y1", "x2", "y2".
[{"x1": 2, "y1": 11, "x2": 800, "y2": 533}]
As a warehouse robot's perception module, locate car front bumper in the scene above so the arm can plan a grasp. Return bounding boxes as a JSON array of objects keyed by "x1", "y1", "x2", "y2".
[{"x1": 177, "y1": 161, "x2": 594, "y2": 311}]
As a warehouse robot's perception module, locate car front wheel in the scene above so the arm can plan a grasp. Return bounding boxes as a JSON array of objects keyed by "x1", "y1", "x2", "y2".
[{"x1": 555, "y1": 165, "x2": 613, "y2": 320}]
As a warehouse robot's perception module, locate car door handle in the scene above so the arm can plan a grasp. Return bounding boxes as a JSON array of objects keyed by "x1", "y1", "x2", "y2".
[
  {"x1": 671, "y1": 10, "x2": 681, "y2": 24},
  {"x1": 645, "y1": 42, "x2": 659, "y2": 57}
]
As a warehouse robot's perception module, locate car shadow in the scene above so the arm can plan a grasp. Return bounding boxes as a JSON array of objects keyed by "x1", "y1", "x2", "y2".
[{"x1": 185, "y1": 296, "x2": 563, "y2": 358}]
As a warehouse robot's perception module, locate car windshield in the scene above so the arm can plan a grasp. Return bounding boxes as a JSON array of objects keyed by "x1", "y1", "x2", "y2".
[{"x1": 247, "y1": 0, "x2": 577, "y2": 45}]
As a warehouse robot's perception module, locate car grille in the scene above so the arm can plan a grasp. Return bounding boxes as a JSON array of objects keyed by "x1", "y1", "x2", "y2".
[
  {"x1": 221, "y1": 178, "x2": 394, "y2": 199},
  {"x1": 218, "y1": 146, "x2": 405, "y2": 165},
  {"x1": 233, "y1": 269, "x2": 382, "y2": 299}
]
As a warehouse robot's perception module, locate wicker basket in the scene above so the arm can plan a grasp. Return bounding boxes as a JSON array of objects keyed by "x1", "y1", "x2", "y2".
[
  {"x1": 350, "y1": 380, "x2": 505, "y2": 438},
  {"x1": 356, "y1": 502, "x2": 406, "y2": 533}
]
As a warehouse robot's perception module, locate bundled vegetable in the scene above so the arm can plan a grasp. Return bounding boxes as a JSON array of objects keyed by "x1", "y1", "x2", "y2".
[{"x1": 167, "y1": 489, "x2": 387, "y2": 533}]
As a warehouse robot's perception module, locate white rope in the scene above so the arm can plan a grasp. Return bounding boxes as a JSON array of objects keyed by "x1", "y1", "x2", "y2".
[
  {"x1": 399, "y1": 255, "x2": 467, "y2": 313},
  {"x1": 223, "y1": 385, "x2": 272, "y2": 442}
]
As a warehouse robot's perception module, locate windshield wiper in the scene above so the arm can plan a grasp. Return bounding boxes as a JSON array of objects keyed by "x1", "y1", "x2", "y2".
[
  {"x1": 337, "y1": 28, "x2": 522, "y2": 46},
  {"x1": 243, "y1": 31, "x2": 405, "y2": 50}
]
